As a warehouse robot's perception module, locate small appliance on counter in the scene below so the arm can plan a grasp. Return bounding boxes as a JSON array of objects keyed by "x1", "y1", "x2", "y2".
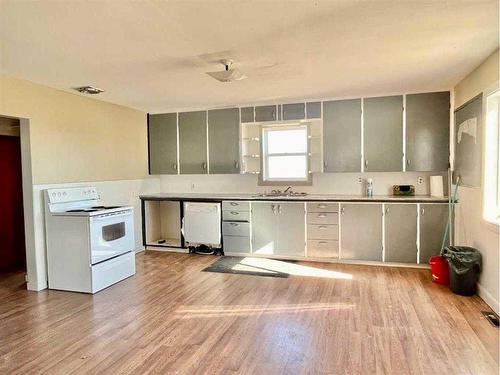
[
  {"x1": 44, "y1": 187, "x2": 136, "y2": 293},
  {"x1": 392, "y1": 185, "x2": 415, "y2": 196}
]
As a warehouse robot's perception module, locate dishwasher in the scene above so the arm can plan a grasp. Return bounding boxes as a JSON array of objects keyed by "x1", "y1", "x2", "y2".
[{"x1": 182, "y1": 202, "x2": 222, "y2": 254}]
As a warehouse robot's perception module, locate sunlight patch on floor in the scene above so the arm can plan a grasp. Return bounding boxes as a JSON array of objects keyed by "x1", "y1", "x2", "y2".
[
  {"x1": 175, "y1": 302, "x2": 355, "y2": 319},
  {"x1": 232, "y1": 257, "x2": 353, "y2": 280}
]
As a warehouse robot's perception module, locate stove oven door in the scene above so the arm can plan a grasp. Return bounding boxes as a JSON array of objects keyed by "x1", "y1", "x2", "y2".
[{"x1": 89, "y1": 210, "x2": 135, "y2": 264}]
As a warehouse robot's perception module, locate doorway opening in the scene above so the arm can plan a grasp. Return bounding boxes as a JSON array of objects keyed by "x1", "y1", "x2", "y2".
[{"x1": 0, "y1": 116, "x2": 26, "y2": 284}]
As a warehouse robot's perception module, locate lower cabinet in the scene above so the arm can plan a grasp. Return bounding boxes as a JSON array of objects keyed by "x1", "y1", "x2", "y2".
[
  {"x1": 340, "y1": 204, "x2": 383, "y2": 261},
  {"x1": 222, "y1": 201, "x2": 251, "y2": 255},
  {"x1": 223, "y1": 200, "x2": 449, "y2": 265},
  {"x1": 384, "y1": 204, "x2": 418, "y2": 263},
  {"x1": 419, "y1": 203, "x2": 449, "y2": 264},
  {"x1": 223, "y1": 235, "x2": 251, "y2": 254},
  {"x1": 251, "y1": 202, "x2": 305, "y2": 257}
]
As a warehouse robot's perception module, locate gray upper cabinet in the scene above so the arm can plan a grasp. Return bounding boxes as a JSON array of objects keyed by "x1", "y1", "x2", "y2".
[
  {"x1": 306, "y1": 102, "x2": 321, "y2": 119},
  {"x1": 241, "y1": 107, "x2": 254, "y2": 123},
  {"x1": 277, "y1": 104, "x2": 282, "y2": 120},
  {"x1": 454, "y1": 95, "x2": 482, "y2": 186},
  {"x1": 323, "y1": 99, "x2": 361, "y2": 172},
  {"x1": 419, "y1": 203, "x2": 448, "y2": 264},
  {"x1": 178, "y1": 111, "x2": 207, "y2": 174},
  {"x1": 384, "y1": 204, "x2": 417, "y2": 263},
  {"x1": 255, "y1": 105, "x2": 277, "y2": 122},
  {"x1": 148, "y1": 113, "x2": 178, "y2": 174},
  {"x1": 283, "y1": 103, "x2": 305, "y2": 121},
  {"x1": 406, "y1": 92, "x2": 450, "y2": 172},
  {"x1": 340, "y1": 204, "x2": 382, "y2": 261},
  {"x1": 208, "y1": 108, "x2": 240, "y2": 174},
  {"x1": 364, "y1": 96, "x2": 403, "y2": 172},
  {"x1": 251, "y1": 202, "x2": 305, "y2": 257}
]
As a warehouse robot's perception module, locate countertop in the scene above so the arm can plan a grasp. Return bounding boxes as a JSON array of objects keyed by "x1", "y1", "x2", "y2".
[{"x1": 139, "y1": 193, "x2": 449, "y2": 203}]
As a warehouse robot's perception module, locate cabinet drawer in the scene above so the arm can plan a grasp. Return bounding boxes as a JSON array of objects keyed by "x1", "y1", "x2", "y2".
[
  {"x1": 222, "y1": 210, "x2": 250, "y2": 222},
  {"x1": 307, "y1": 240, "x2": 339, "y2": 258},
  {"x1": 307, "y1": 202, "x2": 339, "y2": 213},
  {"x1": 222, "y1": 222, "x2": 250, "y2": 237},
  {"x1": 222, "y1": 201, "x2": 250, "y2": 211},
  {"x1": 223, "y1": 235, "x2": 251, "y2": 254},
  {"x1": 307, "y1": 224, "x2": 339, "y2": 240},
  {"x1": 307, "y1": 212, "x2": 338, "y2": 225}
]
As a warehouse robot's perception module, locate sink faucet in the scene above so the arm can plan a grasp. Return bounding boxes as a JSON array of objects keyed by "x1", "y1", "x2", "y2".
[{"x1": 283, "y1": 186, "x2": 293, "y2": 195}]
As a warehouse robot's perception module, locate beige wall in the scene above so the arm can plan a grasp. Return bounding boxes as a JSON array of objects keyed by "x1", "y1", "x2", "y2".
[
  {"x1": 453, "y1": 49, "x2": 499, "y2": 313},
  {"x1": 0, "y1": 74, "x2": 148, "y2": 184},
  {"x1": 454, "y1": 49, "x2": 499, "y2": 108}
]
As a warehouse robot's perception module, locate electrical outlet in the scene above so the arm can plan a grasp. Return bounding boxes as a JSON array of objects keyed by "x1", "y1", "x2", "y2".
[{"x1": 417, "y1": 177, "x2": 424, "y2": 185}]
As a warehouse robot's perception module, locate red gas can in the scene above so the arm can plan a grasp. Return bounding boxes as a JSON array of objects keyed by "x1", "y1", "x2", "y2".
[{"x1": 429, "y1": 256, "x2": 449, "y2": 285}]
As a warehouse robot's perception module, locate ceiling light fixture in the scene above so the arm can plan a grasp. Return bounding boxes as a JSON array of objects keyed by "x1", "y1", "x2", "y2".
[
  {"x1": 73, "y1": 86, "x2": 105, "y2": 94},
  {"x1": 206, "y1": 59, "x2": 247, "y2": 83}
]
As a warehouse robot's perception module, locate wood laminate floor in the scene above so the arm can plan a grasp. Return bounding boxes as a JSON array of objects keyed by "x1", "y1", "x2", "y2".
[{"x1": 0, "y1": 252, "x2": 498, "y2": 374}]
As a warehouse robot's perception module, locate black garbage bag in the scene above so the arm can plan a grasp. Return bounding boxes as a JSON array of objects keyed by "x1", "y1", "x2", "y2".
[{"x1": 441, "y1": 246, "x2": 482, "y2": 296}]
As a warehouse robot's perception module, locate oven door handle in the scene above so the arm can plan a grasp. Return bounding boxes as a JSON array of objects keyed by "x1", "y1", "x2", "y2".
[{"x1": 90, "y1": 211, "x2": 133, "y2": 221}]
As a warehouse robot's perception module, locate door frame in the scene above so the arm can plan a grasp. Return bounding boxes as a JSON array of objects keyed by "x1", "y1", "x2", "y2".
[{"x1": 1, "y1": 114, "x2": 37, "y2": 290}]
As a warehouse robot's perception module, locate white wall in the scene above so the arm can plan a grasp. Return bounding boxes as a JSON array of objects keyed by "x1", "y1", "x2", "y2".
[
  {"x1": 29, "y1": 178, "x2": 159, "y2": 291},
  {"x1": 453, "y1": 49, "x2": 499, "y2": 314},
  {"x1": 160, "y1": 171, "x2": 446, "y2": 196}
]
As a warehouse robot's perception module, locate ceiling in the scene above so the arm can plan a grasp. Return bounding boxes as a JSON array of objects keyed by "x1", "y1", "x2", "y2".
[{"x1": 1, "y1": 1, "x2": 498, "y2": 113}]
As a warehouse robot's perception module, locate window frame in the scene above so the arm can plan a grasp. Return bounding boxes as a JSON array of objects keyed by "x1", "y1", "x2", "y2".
[
  {"x1": 482, "y1": 82, "x2": 500, "y2": 229},
  {"x1": 259, "y1": 123, "x2": 312, "y2": 186}
]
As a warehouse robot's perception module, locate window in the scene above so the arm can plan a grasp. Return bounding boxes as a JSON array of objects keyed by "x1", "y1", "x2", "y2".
[
  {"x1": 483, "y1": 87, "x2": 500, "y2": 225},
  {"x1": 262, "y1": 125, "x2": 309, "y2": 182}
]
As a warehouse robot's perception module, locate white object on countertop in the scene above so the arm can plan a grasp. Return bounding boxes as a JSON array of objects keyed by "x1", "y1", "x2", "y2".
[
  {"x1": 183, "y1": 202, "x2": 221, "y2": 247},
  {"x1": 430, "y1": 175, "x2": 444, "y2": 197},
  {"x1": 366, "y1": 178, "x2": 373, "y2": 197}
]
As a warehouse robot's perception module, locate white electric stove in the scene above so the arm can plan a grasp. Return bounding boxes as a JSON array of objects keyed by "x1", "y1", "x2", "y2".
[{"x1": 44, "y1": 186, "x2": 136, "y2": 293}]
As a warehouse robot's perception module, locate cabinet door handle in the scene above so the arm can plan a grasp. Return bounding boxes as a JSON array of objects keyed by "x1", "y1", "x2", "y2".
[
  {"x1": 234, "y1": 161, "x2": 239, "y2": 170},
  {"x1": 229, "y1": 223, "x2": 240, "y2": 227},
  {"x1": 202, "y1": 162, "x2": 207, "y2": 170},
  {"x1": 318, "y1": 204, "x2": 327, "y2": 209},
  {"x1": 407, "y1": 159, "x2": 411, "y2": 166},
  {"x1": 271, "y1": 204, "x2": 276, "y2": 214},
  {"x1": 323, "y1": 161, "x2": 328, "y2": 168},
  {"x1": 230, "y1": 211, "x2": 239, "y2": 215},
  {"x1": 364, "y1": 159, "x2": 368, "y2": 167},
  {"x1": 278, "y1": 204, "x2": 282, "y2": 214},
  {"x1": 230, "y1": 202, "x2": 239, "y2": 206},
  {"x1": 173, "y1": 163, "x2": 178, "y2": 170},
  {"x1": 421, "y1": 207, "x2": 425, "y2": 216},
  {"x1": 318, "y1": 214, "x2": 327, "y2": 218},
  {"x1": 318, "y1": 226, "x2": 328, "y2": 230},
  {"x1": 341, "y1": 207, "x2": 345, "y2": 215},
  {"x1": 318, "y1": 241, "x2": 329, "y2": 245},
  {"x1": 385, "y1": 207, "x2": 389, "y2": 215}
]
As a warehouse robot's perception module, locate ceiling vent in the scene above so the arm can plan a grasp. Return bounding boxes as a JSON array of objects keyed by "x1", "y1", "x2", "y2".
[
  {"x1": 206, "y1": 59, "x2": 247, "y2": 83},
  {"x1": 73, "y1": 86, "x2": 105, "y2": 94}
]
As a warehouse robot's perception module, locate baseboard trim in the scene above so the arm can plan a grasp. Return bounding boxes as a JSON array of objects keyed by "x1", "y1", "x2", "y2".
[
  {"x1": 477, "y1": 283, "x2": 500, "y2": 314},
  {"x1": 27, "y1": 280, "x2": 47, "y2": 291}
]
